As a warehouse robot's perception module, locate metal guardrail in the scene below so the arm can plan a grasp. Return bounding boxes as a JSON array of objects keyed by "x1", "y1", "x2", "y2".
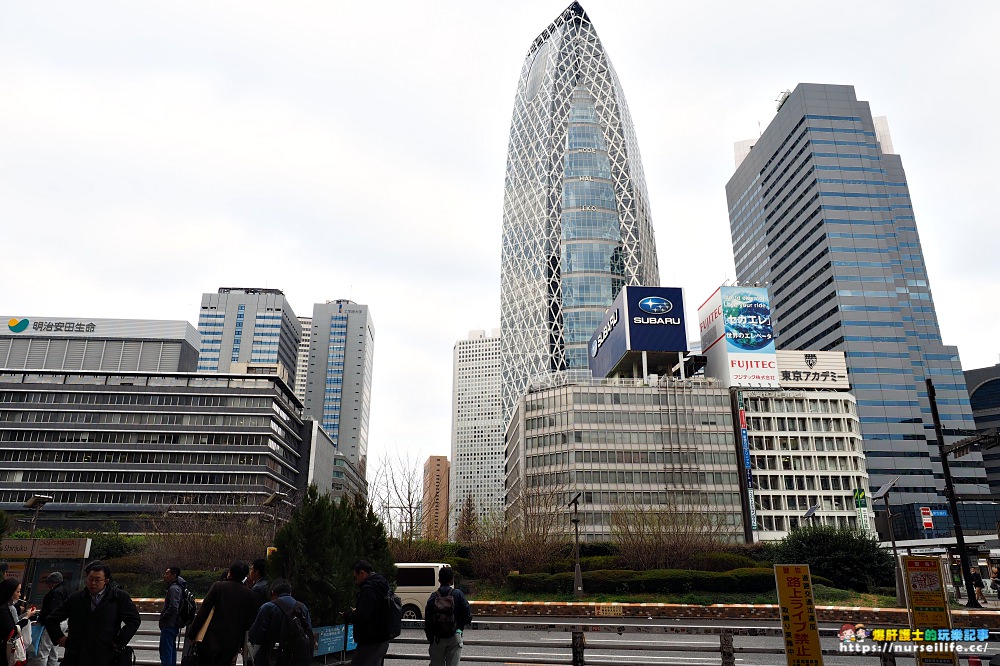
[{"x1": 54, "y1": 613, "x2": 994, "y2": 666}]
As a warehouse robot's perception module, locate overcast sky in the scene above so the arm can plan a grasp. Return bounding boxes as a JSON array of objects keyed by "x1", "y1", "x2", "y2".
[{"x1": 3, "y1": 1, "x2": 998, "y2": 468}]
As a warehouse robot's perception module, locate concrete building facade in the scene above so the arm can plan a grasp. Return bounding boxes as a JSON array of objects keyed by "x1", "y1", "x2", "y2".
[
  {"x1": 0, "y1": 370, "x2": 313, "y2": 531},
  {"x1": 725, "y1": 83, "x2": 985, "y2": 537},
  {"x1": 965, "y1": 363, "x2": 1000, "y2": 495},
  {"x1": 504, "y1": 375, "x2": 744, "y2": 543},
  {"x1": 2, "y1": 317, "x2": 199, "y2": 373}
]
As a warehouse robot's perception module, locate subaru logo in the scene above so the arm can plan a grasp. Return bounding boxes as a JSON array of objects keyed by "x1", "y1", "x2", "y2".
[{"x1": 638, "y1": 297, "x2": 672, "y2": 315}]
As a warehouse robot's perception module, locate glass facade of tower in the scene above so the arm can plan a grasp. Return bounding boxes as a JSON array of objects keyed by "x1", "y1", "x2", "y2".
[
  {"x1": 726, "y1": 84, "x2": 986, "y2": 537},
  {"x1": 500, "y1": 2, "x2": 659, "y2": 424}
]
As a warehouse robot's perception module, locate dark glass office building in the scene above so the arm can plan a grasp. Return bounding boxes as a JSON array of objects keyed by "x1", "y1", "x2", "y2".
[{"x1": 726, "y1": 84, "x2": 986, "y2": 538}]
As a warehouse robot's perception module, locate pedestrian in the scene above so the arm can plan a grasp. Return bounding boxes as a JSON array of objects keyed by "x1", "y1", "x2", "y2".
[
  {"x1": 991, "y1": 566, "x2": 999, "y2": 598},
  {"x1": 44, "y1": 560, "x2": 141, "y2": 666},
  {"x1": 248, "y1": 579, "x2": 313, "y2": 665},
  {"x1": 159, "y1": 566, "x2": 187, "y2": 666},
  {"x1": 35, "y1": 572, "x2": 69, "y2": 666},
  {"x1": 2, "y1": 577, "x2": 32, "y2": 664},
  {"x1": 971, "y1": 567, "x2": 987, "y2": 604},
  {"x1": 342, "y1": 560, "x2": 391, "y2": 666},
  {"x1": 247, "y1": 559, "x2": 269, "y2": 609},
  {"x1": 187, "y1": 561, "x2": 256, "y2": 666},
  {"x1": 424, "y1": 567, "x2": 472, "y2": 666}
]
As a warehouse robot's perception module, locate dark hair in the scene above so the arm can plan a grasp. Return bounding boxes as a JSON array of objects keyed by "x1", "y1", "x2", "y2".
[
  {"x1": 167, "y1": 566, "x2": 181, "y2": 577},
  {"x1": 229, "y1": 561, "x2": 249, "y2": 581},
  {"x1": 438, "y1": 567, "x2": 455, "y2": 585},
  {"x1": 353, "y1": 560, "x2": 374, "y2": 574},
  {"x1": 251, "y1": 558, "x2": 267, "y2": 576},
  {"x1": 0, "y1": 578, "x2": 19, "y2": 605},
  {"x1": 85, "y1": 560, "x2": 112, "y2": 580},
  {"x1": 270, "y1": 578, "x2": 292, "y2": 597}
]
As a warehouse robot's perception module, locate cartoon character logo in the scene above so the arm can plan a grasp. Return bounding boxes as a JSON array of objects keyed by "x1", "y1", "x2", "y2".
[
  {"x1": 839, "y1": 623, "x2": 856, "y2": 643},
  {"x1": 854, "y1": 624, "x2": 867, "y2": 642}
]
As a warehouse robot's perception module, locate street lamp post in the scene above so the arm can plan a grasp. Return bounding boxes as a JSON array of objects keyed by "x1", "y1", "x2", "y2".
[
  {"x1": 568, "y1": 493, "x2": 583, "y2": 598},
  {"x1": 871, "y1": 478, "x2": 908, "y2": 613},
  {"x1": 926, "y1": 378, "x2": 981, "y2": 608},
  {"x1": 262, "y1": 492, "x2": 287, "y2": 543},
  {"x1": 24, "y1": 494, "x2": 52, "y2": 539}
]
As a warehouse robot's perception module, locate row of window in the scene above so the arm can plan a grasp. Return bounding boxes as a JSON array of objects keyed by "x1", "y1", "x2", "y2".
[
  {"x1": 0, "y1": 392, "x2": 274, "y2": 408},
  {"x1": 527, "y1": 449, "x2": 736, "y2": 468},
  {"x1": 526, "y1": 410, "x2": 732, "y2": 431},
  {"x1": 526, "y1": 429, "x2": 733, "y2": 448},
  {"x1": 748, "y1": 434, "x2": 859, "y2": 452},
  {"x1": 0, "y1": 411, "x2": 274, "y2": 428}
]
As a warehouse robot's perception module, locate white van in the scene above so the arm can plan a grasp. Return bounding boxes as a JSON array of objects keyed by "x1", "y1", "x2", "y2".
[{"x1": 394, "y1": 562, "x2": 451, "y2": 620}]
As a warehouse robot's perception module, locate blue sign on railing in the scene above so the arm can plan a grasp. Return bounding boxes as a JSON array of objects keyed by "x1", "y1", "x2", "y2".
[{"x1": 314, "y1": 624, "x2": 356, "y2": 656}]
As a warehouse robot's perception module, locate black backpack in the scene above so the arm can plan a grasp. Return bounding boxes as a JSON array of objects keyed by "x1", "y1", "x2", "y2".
[
  {"x1": 429, "y1": 588, "x2": 457, "y2": 639},
  {"x1": 275, "y1": 599, "x2": 312, "y2": 666},
  {"x1": 386, "y1": 590, "x2": 403, "y2": 639},
  {"x1": 176, "y1": 583, "x2": 197, "y2": 627}
]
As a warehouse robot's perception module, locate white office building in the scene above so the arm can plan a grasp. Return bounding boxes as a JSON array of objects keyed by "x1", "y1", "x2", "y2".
[{"x1": 450, "y1": 329, "x2": 504, "y2": 538}]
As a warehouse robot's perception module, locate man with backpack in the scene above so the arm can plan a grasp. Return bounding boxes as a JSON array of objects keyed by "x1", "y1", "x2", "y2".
[
  {"x1": 423, "y1": 567, "x2": 472, "y2": 666},
  {"x1": 342, "y1": 561, "x2": 392, "y2": 666},
  {"x1": 159, "y1": 566, "x2": 194, "y2": 666},
  {"x1": 248, "y1": 579, "x2": 313, "y2": 666}
]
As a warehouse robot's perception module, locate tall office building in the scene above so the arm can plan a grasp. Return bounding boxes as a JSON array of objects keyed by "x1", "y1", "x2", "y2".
[
  {"x1": 422, "y1": 456, "x2": 450, "y2": 542},
  {"x1": 197, "y1": 288, "x2": 302, "y2": 386},
  {"x1": 450, "y1": 330, "x2": 504, "y2": 538},
  {"x1": 965, "y1": 363, "x2": 1000, "y2": 495},
  {"x1": 499, "y1": 2, "x2": 660, "y2": 424},
  {"x1": 726, "y1": 84, "x2": 985, "y2": 536},
  {"x1": 294, "y1": 317, "x2": 312, "y2": 402},
  {"x1": 303, "y1": 300, "x2": 374, "y2": 477}
]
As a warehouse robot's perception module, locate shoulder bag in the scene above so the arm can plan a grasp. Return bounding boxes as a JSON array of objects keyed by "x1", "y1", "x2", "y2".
[{"x1": 6, "y1": 626, "x2": 26, "y2": 666}]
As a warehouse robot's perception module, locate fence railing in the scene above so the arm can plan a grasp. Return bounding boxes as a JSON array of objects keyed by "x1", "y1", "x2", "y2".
[{"x1": 92, "y1": 614, "x2": 996, "y2": 666}]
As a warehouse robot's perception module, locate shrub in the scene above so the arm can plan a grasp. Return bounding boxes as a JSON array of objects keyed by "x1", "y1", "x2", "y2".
[
  {"x1": 693, "y1": 552, "x2": 759, "y2": 572},
  {"x1": 767, "y1": 525, "x2": 893, "y2": 592},
  {"x1": 727, "y1": 568, "x2": 777, "y2": 593}
]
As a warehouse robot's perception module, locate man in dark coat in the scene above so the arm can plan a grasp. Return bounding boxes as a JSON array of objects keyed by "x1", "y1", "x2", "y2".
[
  {"x1": 188, "y1": 561, "x2": 256, "y2": 666},
  {"x1": 248, "y1": 578, "x2": 313, "y2": 665},
  {"x1": 342, "y1": 560, "x2": 391, "y2": 666},
  {"x1": 44, "y1": 560, "x2": 141, "y2": 666},
  {"x1": 36, "y1": 571, "x2": 70, "y2": 666},
  {"x1": 246, "y1": 558, "x2": 269, "y2": 609}
]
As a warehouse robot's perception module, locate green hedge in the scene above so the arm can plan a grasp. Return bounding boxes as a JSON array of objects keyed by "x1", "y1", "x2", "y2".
[
  {"x1": 552, "y1": 555, "x2": 620, "y2": 573},
  {"x1": 509, "y1": 567, "x2": 784, "y2": 595},
  {"x1": 692, "y1": 552, "x2": 760, "y2": 572}
]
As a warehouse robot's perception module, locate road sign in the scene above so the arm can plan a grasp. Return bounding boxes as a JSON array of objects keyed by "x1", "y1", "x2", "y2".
[
  {"x1": 902, "y1": 556, "x2": 958, "y2": 666},
  {"x1": 774, "y1": 565, "x2": 823, "y2": 666}
]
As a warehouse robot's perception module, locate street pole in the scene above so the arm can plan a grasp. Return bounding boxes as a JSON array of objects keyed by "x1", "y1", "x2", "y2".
[
  {"x1": 569, "y1": 493, "x2": 583, "y2": 598},
  {"x1": 926, "y1": 378, "x2": 980, "y2": 608}
]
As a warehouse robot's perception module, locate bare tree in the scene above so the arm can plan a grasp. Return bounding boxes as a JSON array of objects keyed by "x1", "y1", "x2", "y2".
[
  {"x1": 610, "y1": 497, "x2": 735, "y2": 571},
  {"x1": 454, "y1": 494, "x2": 478, "y2": 544},
  {"x1": 471, "y1": 483, "x2": 570, "y2": 584},
  {"x1": 368, "y1": 451, "x2": 423, "y2": 542}
]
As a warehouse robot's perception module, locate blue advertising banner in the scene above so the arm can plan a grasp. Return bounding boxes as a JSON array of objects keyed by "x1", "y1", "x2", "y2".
[{"x1": 625, "y1": 286, "x2": 687, "y2": 354}]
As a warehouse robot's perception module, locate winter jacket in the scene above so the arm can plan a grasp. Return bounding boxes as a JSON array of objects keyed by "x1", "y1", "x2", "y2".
[{"x1": 343, "y1": 573, "x2": 390, "y2": 645}]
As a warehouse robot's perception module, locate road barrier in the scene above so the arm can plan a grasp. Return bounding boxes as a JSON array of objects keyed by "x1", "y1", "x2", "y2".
[{"x1": 88, "y1": 613, "x2": 996, "y2": 666}]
